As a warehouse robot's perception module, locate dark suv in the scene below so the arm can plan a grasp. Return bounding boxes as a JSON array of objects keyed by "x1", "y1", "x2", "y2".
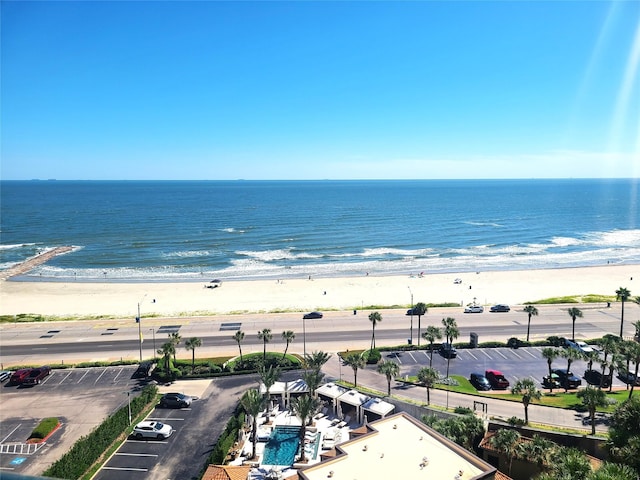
[
  {"x1": 438, "y1": 343, "x2": 457, "y2": 359},
  {"x1": 552, "y1": 368, "x2": 582, "y2": 389},
  {"x1": 469, "y1": 372, "x2": 491, "y2": 391},
  {"x1": 132, "y1": 361, "x2": 156, "y2": 379},
  {"x1": 584, "y1": 369, "x2": 611, "y2": 388},
  {"x1": 159, "y1": 392, "x2": 193, "y2": 408}
]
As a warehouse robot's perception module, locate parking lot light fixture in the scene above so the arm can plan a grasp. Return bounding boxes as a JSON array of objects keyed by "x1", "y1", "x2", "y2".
[{"x1": 136, "y1": 294, "x2": 147, "y2": 362}]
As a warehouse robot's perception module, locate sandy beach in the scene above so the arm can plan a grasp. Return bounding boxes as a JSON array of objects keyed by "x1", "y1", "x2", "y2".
[{"x1": 0, "y1": 264, "x2": 638, "y2": 319}]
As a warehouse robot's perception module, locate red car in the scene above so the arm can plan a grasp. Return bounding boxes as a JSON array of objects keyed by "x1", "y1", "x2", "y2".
[
  {"x1": 9, "y1": 368, "x2": 32, "y2": 385},
  {"x1": 22, "y1": 366, "x2": 51, "y2": 386}
]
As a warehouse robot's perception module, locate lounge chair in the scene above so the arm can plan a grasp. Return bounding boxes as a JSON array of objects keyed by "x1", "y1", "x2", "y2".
[
  {"x1": 337, "y1": 415, "x2": 351, "y2": 428},
  {"x1": 314, "y1": 407, "x2": 328, "y2": 420}
]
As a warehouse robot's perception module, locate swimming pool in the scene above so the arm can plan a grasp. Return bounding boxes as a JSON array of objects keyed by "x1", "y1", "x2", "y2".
[{"x1": 262, "y1": 426, "x2": 301, "y2": 466}]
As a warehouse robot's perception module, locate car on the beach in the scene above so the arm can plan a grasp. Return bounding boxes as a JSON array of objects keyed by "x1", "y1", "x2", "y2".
[
  {"x1": 22, "y1": 366, "x2": 51, "y2": 386},
  {"x1": 303, "y1": 311, "x2": 323, "y2": 319},
  {"x1": 132, "y1": 421, "x2": 174, "y2": 440},
  {"x1": 159, "y1": 392, "x2": 193, "y2": 408},
  {"x1": 469, "y1": 372, "x2": 491, "y2": 391},
  {"x1": 485, "y1": 369, "x2": 509, "y2": 389},
  {"x1": 8, "y1": 368, "x2": 32, "y2": 385},
  {"x1": 489, "y1": 304, "x2": 510, "y2": 312},
  {"x1": 552, "y1": 368, "x2": 582, "y2": 389},
  {"x1": 464, "y1": 305, "x2": 484, "y2": 313}
]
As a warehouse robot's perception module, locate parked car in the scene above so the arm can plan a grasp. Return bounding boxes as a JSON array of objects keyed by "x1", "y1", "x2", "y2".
[
  {"x1": 617, "y1": 369, "x2": 640, "y2": 386},
  {"x1": 485, "y1": 369, "x2": 510, "y2": 389},
  {"x1": 8, "y1": 368, "x2": 32, "y2": 385},
  {"x1": 542, "y1": 373, "x2": 561, "y2": 389},
  {"x1": 490, "y1": 304, "x2": 510, "y2": 312},
  {"x1": 552, "y1": 368, "x2": 582, "y2": 389},
  {"x1": 583, "y1": 369, "x2": 611, "y2": 388},
  {"x1": 438, "y1": 343, "x2": 457, "y2": 359},
  {"x1": 22, "y1": 366, "x2": 51, "y2": 386},
  {"x1": 303, "y1": 311, "x2": 323, "y2": 319},
  {"x1": 464, "y1": 305, "x2": 484, "y2": 313},
  {"x1": 132, "y1": 421, "x2": 174, "y2": 440},
  {"x1": 132, "y1": 361, "x2": 156, "y2": 379},
  {"x1": 406, "y1": 307, "x2": 425, "y2": 316},
  {"x1": 565, "y1": 339, "x2": 595, "y2": 354},
  {"x1": 469, "y1": 372, "x2": 491, "y2": 391},
  {"x1": 159, "y1": 392, "x2": 193, "y2": 408}
]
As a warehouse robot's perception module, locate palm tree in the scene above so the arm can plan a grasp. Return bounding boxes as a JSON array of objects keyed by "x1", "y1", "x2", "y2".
[
  {"x1": 616, "y1": 287, "x2": 631, "y2": 338},
  {"x1": 258, "y1": 364, "x2": 281, "y2": 400},
  {"x1": 157, "y1": 341, "x2": 175, "y2": 377},
  {"x1": 168, "y1": 331, "x2": 182, "y2": 362},
  {"x1": 600, "y1": 336, "x2": 619, "y2": 385},
  {"x1": 368, "y1": 311, "x2": 382, "y2": 350},
  {"x1": 343, "y1": 352, "x2": 365, "y2": 387},
  {"x1": 626, "y1": 341, "x2": 640, "y2": 399},
  {"x1": 523, "y1": 305, "x2": 539, "y2": 342},
  {"x1": 413, "y1": 302, "x2": 428, "y2": 346},
  {"x1": 541, "y1": 347, "x2": 559, "y2": 378},
  {"x1": 422, "y1": 326, "x2": 442, "y2": 368},
  {"x1": 232, "y1": 331, "x2": 245, "y2": 363},
  {"x1": 511, "y1": 378, "x2": 542, "y2": 425},
  {"x1": 290, "y1": 394, "x2": 320, "y2": 463},
  {"x1": 518, "y1": 434, "x2": 556, "y2": 471},
  {"x1": 489, "y1": 428, "x2": 521, "y2": 476},
  {"x1": 281, "y1": 330, "x2": 295, "y2": 360},
  {"x1": 302, "y1": 369, "x2": 324, "y2": 399},
  {"x1": 559, "y1": 348, "x2": 583, "y2": 392},
  {"x1": 304, "y1": 351, "x2": 331, "y2": 372},
  {"x1": 257, "y1": 328, "x2": 272, "y2": 362},
  {"x1": 377, "y1": 360, "x2": 400, "y2": 396},
  {"x1": 441, "y1": 317, "x2": 459, "y2": 377},
  {"x1": 184, "y1": 337, "x2": 202, "y2": 373},
  {"x1": 618, "y1": 340, "x2": 636, "y2": 391},
  {"x1": 588, "y1": 462, "x2": 638, "y2": 480},
  {"x1": 577, "y1": 386, "x2": 609, "y2": 435},
  {"x1": 566, "y1": 307, "x2": 583, "y2": 341},
  {"x1": 417, "y1": 367, "x2": 439, "y2": 405},
  {"x1": 240, "y1": 388, "x2": 266, "y2": 460}
]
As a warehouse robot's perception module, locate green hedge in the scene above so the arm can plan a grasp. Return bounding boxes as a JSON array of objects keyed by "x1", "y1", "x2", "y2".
[
  {"x1": 205, "y1": 405, "x2": 245, "y2": 468},
  {"x1": 29, "y1": 417, "x2": 60, "y2": 440},
  {"x1": 42, "y1": 385, "x2": 158, "y2": 479}
]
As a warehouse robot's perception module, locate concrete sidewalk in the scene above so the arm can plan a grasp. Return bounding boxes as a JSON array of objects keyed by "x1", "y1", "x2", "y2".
[{"x1": 320, "y1": 352, "x2": 607, "y2": 433}]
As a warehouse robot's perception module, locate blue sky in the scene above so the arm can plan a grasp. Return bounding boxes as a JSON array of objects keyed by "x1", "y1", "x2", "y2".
[{"x1": 2, "y1": 1, "x2": 639, "y2": 180}]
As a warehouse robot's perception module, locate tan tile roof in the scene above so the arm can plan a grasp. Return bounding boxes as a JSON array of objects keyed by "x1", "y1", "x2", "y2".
[
  {"x1": 494, "y1": 471, "x2": 514, "y2": 480},
  {"x1": 201, "y1": 465, "x2": 252, "y2": 480}
]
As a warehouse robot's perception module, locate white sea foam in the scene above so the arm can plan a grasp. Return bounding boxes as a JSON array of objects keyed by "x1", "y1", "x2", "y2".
[
  {"x1": 0, "y1": 243, "x2": 37, "y2": 250},
  {"x1": 163, "y1": 250, "x2": 212, "y2": 258}
]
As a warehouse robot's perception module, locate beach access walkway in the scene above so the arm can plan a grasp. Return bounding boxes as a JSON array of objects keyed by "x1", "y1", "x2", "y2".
[{"x1": 0, "y1": 246, "x2": 73, "y2": 281}]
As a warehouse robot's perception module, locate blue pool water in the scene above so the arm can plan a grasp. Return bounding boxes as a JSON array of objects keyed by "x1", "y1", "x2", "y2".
[{"x1": 262, "y1": 426, "x2": 301, "y2": 466}]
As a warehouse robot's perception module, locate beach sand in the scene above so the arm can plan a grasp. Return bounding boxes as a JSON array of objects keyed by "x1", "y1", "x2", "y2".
[{"x1": 0, "y1": 265, "x2": 637, "y2": 318}]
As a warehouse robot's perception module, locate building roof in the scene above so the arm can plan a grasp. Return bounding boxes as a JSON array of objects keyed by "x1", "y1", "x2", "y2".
[
  {"x1": 259, "y1": 379, "x2": 309, "y2": 396},
  {"x1": 201, "y1": 465, "x2": 252, "y2": 480},
  {"x1": 315, "y1": 382, "x2": 349, "y2": 400},
  {"x1": 362, "y1": 397, "x2": 395, "y2": 417},
  {"x1": 337, "y1": 389, "x2": 369, "y2": 407},
  {"x1": 299, "y1": 412, "x2": 496, "y2": 480}
]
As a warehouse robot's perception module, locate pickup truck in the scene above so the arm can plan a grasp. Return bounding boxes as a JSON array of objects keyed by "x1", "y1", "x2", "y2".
[{"x1": 22, "y1": 366, "x2": 51, "y2": 386}]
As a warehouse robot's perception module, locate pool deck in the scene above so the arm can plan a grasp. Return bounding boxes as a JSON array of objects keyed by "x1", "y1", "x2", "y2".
[{"x1": 235, "y1": 407, "x2": 354, "y2": 479}]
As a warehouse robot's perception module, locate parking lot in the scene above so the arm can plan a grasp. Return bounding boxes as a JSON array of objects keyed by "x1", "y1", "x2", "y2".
[
  {"x1": 383, "y1": 345, "x2": 629, "y2": 390},
  {"x1": 0, "y1": 365, "x2": 255, "y2": 479}
]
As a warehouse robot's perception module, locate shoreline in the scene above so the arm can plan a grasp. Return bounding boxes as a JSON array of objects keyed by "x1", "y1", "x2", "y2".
[{"x1": 0, "y1": 264, "x2": 637, "y2": 318}]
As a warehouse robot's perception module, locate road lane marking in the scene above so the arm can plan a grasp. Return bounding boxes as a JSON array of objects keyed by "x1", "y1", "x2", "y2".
[
  {"x1": 114, "y1": 453, "x2": 158, "y2": 457},
  {"x1": 102, "y1": 467, "x2": 148, "y2": 471}
]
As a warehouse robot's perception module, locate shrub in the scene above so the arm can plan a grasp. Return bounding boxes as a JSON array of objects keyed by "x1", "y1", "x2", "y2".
[
  {"x1": 364, "y1": 348, "x2": 381, "y2": 364},
  {"x1": 507, "y1": 416, "x2": 526, "y2": 426},
  {"x1": 29, "y1": 417, "x2": 60, "y2": 441},
  {"x1": 454, "y1": 406, "x2": 473, "y2": 415}
]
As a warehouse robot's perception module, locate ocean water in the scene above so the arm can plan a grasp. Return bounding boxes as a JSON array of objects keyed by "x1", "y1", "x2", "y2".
[{"x1": 1, "y1": 179, "x2": 639, "y2": 281}]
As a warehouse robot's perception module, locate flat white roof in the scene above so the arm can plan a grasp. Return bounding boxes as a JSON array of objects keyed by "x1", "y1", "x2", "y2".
[
  {"x1": 300, "y1": 413, "x2": 494, "y2": 480},
  {"x1": 316, "y1": 382, "x2": 349, "y2": 399},
  {"x1": 362, "y1": 397, "x2": 395, "y2": 416},
  {"x1": 337, "y1": 389, "x2": 369, "y2": 406}
]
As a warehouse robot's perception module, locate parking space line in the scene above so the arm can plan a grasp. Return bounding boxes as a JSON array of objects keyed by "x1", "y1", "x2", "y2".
[
  {"x1": 407, "y1": 352, "x2": 417, "y2": 363},
  {"x1": 114, "y1": 453, "x2": 158, "y2": 457},
  {"x1": 479, "y1": 349, "x2": 493, "y2": 359},
  {"x1": 522, "y1": 349, "x2": 539, "y2": 358},
  {"x1": 147, "y1": 417, "x2": 186, "y2": 421},
  {"x1": 494, "y1": 349, "x2": 508, "y2": 359},
  {"x1": 0, "y1": 425, "x2": 21, "y2": 443},
  {"x1": 392, "y1": 353, "x2": 403, "y2": 365},
  {"x1": 113, "y1": 367, "x2": 125, "y2": 382},
  {"x1": 95, "y1": 369, "x2": 108, "y2": 384},
  {"x1": 465, "y1": 351, "x2": 478, "y2": 360},
  {"x1": 59, "y1": 371, "x2": 73, "y2": 384},
  {"x1": 509, "y1": 350, "x2": 522, "y2": 359},
  {"x1": 422, "y1": 351, "x2": 432, "y2": 363},
  {"x1": 102, "y1": 467, "x2": 148, "y2": 471},
  {"x1": 77, "y1": 369, "x2": 90, "y2": 383}
]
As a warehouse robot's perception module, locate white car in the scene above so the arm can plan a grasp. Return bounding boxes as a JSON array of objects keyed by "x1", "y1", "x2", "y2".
[
  {"x1": 464, "y1": 305, "x2": 484, "y2": 313},
  {"x1": 566, "y1": 339, "x2": 595, "y2": 354},
  {"x1": 132, "y1": 421, "x2": 174, "y2": 440}
]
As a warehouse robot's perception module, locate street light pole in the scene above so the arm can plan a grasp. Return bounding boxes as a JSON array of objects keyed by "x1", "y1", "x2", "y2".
[
  {"x1": 408, "y1": 286, "x2": 414, "y2": 345},
  {"x1": 136, "y1": 294, "x2": 147, "y2": 363},
  {"x1": 302, "y1": 316, "x2": 307, "y2": 360},
  {"x1": 149, "y1": 328, "x2": 156, "y2": 359}
]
